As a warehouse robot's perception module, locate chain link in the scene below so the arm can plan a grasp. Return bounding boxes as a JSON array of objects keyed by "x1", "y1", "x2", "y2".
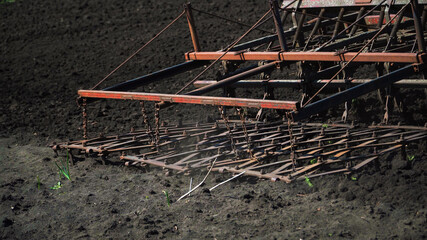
[
  {"x1": 154, "y1": 103, "x2": 161, "y2": 150},
  {"x1": 140, "y1": 101, "x2": 154, "y2": 143},
  {"x1": 218, "y1": 106, "x2": 238, "y2": 158},
  {"x1": 286, "y1": 112, "x2": 296, "y2": 171},
  {"x1": 237, "y1": 108, "x2": 256, "y2": 161},
  {"x1": 82, "y1": 98, "x2": 88, "y2": 140}
]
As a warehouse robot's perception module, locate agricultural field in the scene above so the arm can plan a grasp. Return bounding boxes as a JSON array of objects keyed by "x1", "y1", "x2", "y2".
[{"x1": 1, "y1": 0, "x2": 426, "y2": 239}]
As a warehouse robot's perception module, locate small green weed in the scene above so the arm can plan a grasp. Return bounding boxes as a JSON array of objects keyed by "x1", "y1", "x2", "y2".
[
  {"x1": 407, "y1": 155, "x2": 415, "y2": 161},
  {"x1": 309, "y1": 158, "x2": 317, "y2": 164},
  {"x1": 36, "y1": 175, "x2": 41, "y2": 189},
  {"x1": 51, "y1": 181, "x2": 62, "y2": 190},
  {"x1": 328, "y1": 233, "x2": 333, "y2": 237},
  {"x1": 322, "y1": 124, "x2": 329, "y2": 128},
  {"x1": 305, "y1": 177, "x2": 313, "y2": 187},
  {"x1": 351, "y1": 177, "x2": 357, "y2": 181},
  {"x1": 162, "y1": 190, "x2": 171, "y2": 207},
  {"x1": 55, "y1": 151, "x2": 71, "y2": 181}
]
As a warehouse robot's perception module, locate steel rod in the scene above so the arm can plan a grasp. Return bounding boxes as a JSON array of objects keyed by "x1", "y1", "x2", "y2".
[
  {"x1": 292, "y1": 64, "x2": 422, "y2": 121},
  {"x1": 193, "y1": 79, "x2": 427, "y2": 88},
  {"x1": 186, "y1": 51, "x2": 424, "y2": 63},
  {"x1": 271, "y1": 0, "x2": 289, "y2": 51},
  {"x1": 101, "y1": 60, "x2": 208, "y2": 92},
  {"x1": 281, "y1": 0, "x2": 426, "y2": 9},
  {"x1": 185, "y1": 3, "x2": 201, "y2": 52},
  {"x1": 78, "y1": 90, "x2": 299, "y2": 110}
]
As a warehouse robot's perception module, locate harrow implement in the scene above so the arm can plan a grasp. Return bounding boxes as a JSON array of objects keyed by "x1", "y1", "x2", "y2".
[{"x1": 55, "y1": 0, "x2": 427, "y2": 182}]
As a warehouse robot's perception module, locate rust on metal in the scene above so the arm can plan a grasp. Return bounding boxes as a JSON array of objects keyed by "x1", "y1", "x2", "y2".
[
  {"x1": 185, "y1": 51, "x2": 425, "y2": 63},
  {"x1": 184, "y1": 3, "x2": 201, "y2": 52},
  {"x1": 56, "y1": 0, "x2": 427, "y2": 184},
  {"x1": 78, "y1": 90, "x2": 299, "y2": 110},
  {"x1": 53, "y1": 121, "x2": 427, "y2": 183},
  {"x1": 193, "y1": 79, "x2": 427, "y2": 89}
]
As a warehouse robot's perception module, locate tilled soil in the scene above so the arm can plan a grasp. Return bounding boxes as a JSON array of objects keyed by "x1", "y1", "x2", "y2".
[{"x1": 1, "y1": 0, "x2": 426, "y2": 239}]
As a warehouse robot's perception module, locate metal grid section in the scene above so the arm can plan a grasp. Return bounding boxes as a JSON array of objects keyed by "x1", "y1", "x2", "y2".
[{"x1": 52, "y1": 121, "x2": 427, "y2": 183}]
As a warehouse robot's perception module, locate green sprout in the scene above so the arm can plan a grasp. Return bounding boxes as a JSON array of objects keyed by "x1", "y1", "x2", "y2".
[
  {"x1": 162, "y1": 190, "x2": 171, "y2": 207},
  {"x1": 51, "y1": 181, "x2": 62, "y2": 190},
  {"x1": 407, "y1": 155, "x2": 415, "y2": 161},
  {"x1": 55, "y1": 151, "x2": 71, "y2": 181},
  {"x1": 0, "y1": 0, "x2": 16, "y2": 3},
  {"x1": 322, "y1": 124, "x2": 329, "y2": 128},
  {"x1": 328, "y1": 233, "x2": 333, "y2": 237},
  {"x1": 305, "y1": 177, "x2": 313, "y2": 187},
  {"x1": 351, "y1": 177, "x2": 357, "y2": 181},
  {"x1": 37, "y1": 175, "x2": 41, "y2": 190},
  {"x1": 309, "y1": 158, "x2": 317, "y2": 164}
]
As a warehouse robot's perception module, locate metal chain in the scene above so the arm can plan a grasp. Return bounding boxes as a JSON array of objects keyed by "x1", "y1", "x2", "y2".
[
  {"x1": 384, "y1": 95, "x2": 390, "y2": 124},
  {"x1": 140, "y1": 101, "x2": 154, "y2": 143},
  {"x1": 237, "y1": 108, "x2": 256, "y2": 161},
  {"x1": 82, "y1": 98, "x2": 88, "y2": 140},
  {"x1": 286, "y1": 112, "x2": 296, "y2": 171},
  {"x1": 154, "y1": 103, "x2": 161, "y2": 150},
  {"x1": 218, "y1": 106, "x2": 238, "y2": 158}
]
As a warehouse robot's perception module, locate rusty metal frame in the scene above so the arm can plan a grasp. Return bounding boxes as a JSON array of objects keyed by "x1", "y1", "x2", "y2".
[
  {"x1": 77, "y1": 0, "x2": 427, "y2": 121},
  {"x1": 193, "y1": 79, "x2": 427, "y2": 88},
  {"x1": 185, "y1": 51, "x2": 425, "y2": 63},
  {"x1": 59, "y1": 1, "x2": 427, "y2": 184},
  {"x1": 78, "y1": 90, "x2": 299, "y2": 110},
  {"x1": 282, "y1": 0, "x2": 427, "y2": 9}
]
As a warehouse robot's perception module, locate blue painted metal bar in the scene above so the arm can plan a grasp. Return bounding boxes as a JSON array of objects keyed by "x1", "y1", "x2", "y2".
[
  {"x1": 292, "y1": 64, "x2": 422, "y2": 121},
  {"x1": 102, "y1": 60, "x2": 208, "y2": 92}
]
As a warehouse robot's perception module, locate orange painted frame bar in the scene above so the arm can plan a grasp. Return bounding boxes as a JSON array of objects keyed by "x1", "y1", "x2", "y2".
[
  {"x1": 78, "y1": 90, "x2": 299, "y2": 110},
  {"x1": 185, "y1": 51, "x2": 424, "y2": 63}
]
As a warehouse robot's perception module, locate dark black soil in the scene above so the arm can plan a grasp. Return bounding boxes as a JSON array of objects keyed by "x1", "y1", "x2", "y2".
[{"x1": 1, "y1": 0, "x2": 426, "y2": 239}]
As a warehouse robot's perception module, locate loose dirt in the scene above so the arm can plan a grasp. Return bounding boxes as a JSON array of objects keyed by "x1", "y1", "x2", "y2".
[{"x1": 1, "y1": 0, "x2": 426, "y2": 239}]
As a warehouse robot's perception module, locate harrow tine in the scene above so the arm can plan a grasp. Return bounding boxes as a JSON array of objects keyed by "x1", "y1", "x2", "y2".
[
  {"x1": 56, "y1": 120, "x2": 427, "y2": 184},
  {"x1": 173, "y1": 153, "x2": 201, "y2": 166}
]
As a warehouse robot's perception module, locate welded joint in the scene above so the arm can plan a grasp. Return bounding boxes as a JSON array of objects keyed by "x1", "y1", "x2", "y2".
[
  {"x1": 277, "y1": 50, "x2": 286, "y2": 61},
  {"x1": 185, "y1": 51, "x2": 195, "y2": 61},
  {"x1": 417, "y1": 53, "x2": 426, "y2": 64},
  {"x1": 412, "y1": 63, "x2": 424, "y2": 72},
  {"x1": 233, "y1": 49, "x2": 249, "y2": 55}
]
